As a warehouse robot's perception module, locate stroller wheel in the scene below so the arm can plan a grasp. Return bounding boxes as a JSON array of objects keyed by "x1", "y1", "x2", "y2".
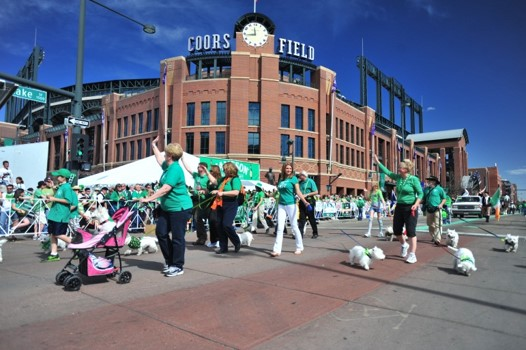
[
  {"x1": 55, "y1": 271, "x2": 71, "y2": 286},
  {"x1": 64, "y1": 275, "x2": 82, "y2": 291},
  {"x1": 118, "y1": 271, "x2": 132, "y2": 284}
]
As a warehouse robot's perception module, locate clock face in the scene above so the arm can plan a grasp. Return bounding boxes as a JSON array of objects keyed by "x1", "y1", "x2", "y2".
[{"x1": 242, "y1": 22, "x2": 269, "y2": 47}]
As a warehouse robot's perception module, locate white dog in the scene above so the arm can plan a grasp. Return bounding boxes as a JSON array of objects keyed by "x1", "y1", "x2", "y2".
[
  {"x1": 384, "y1": 226, "x2": 394, "y2": 241},
  {"x1": 237, "y1": 231, "x2": 254, "y2": 246},
  {"x1": 504, "y1": 234, "x2": 519, "y2": 253},
  {"x1": 449, "y1": 247, "x2": 477, "y2": 276},
  {"x1": 124, "y1": 235, "x2": 158, "y2": 256},
  {"x1": 446, "y1": 229, "x2": 459, "y2": 248},
  {"x1": 0, "y1": 238, "x2": 7, "y2": 263},
  {"x1": 349, "y1": 245, "x2": 385, "y2": 270}
]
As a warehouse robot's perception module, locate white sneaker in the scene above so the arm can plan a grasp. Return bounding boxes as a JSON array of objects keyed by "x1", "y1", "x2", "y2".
[
  {"x1": 363, "y1": 232, "x2": 371, "y2": 238},
  {"x1": 406, "y1": 253, "x2": 417, "y2": 264},
  {"x1": 400, "y1": 243, "x2": 409, "y2": 258}
]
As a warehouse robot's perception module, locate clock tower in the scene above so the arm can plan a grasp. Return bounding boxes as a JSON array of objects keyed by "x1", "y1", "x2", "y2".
[{"x1": 234, "y1": 13, "x2": 276, "y2": 54}]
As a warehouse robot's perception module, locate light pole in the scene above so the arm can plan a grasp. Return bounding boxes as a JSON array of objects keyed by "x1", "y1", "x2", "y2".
[
  {"x1": 72, "y1": 0, "x2": 155, "y2": 163},
  {"x1": 287, "y1": 139, "x2": 295, "y2": 170}
]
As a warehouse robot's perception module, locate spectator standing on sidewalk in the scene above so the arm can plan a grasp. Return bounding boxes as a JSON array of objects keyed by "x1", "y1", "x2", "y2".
[{"x1": 374, "y1": 154, "x2": 423, "y2": 264}]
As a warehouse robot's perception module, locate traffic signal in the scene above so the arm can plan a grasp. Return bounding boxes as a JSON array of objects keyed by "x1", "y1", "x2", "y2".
[{"x1": 71, "y1": 134, "x2": 89, "y2": 162}]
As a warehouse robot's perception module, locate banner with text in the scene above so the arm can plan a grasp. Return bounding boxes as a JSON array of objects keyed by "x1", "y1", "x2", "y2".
[{"x1": 199, "y1": 156, "x2": 260, "y2": 180}]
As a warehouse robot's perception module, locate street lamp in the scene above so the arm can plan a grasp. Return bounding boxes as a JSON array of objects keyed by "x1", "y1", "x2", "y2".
[
  {"x1": 287, "y1": 139, "x2": 295, "y2": 169},
  {"x1": 72, "y1": 0, "x2": 156, "y2": 158}
]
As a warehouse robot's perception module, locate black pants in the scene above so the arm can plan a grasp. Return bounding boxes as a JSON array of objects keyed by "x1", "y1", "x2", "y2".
[
  {"x1": 298, "y1": 201, "x2": 318, "y2": 237},
  {"x1": 216, "y1": 201, "x2": 240, "y2": 251}
]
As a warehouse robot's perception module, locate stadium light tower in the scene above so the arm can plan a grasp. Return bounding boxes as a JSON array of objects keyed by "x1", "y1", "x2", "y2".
[{"x1": 72, "y1": 0, "x2": 155, "y2": 136}]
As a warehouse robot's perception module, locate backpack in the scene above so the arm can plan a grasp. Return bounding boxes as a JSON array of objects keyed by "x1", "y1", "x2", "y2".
[{"x1": 237, "y1": 185, "x2": 246, "y2": 206}]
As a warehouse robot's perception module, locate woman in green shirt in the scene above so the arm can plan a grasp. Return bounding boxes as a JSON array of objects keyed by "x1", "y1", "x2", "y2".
[
  {"x1": 210, "y1": 162, "x2": 241, "y2": 254},
  {"x1": 373, "y1": 154, "x2": 423, "y2": 264},
  {"x1": 140, "y1": 137, "x2": 193, "y2": 277},
  {"x1": 364, "y1": 183, "x2": 386, "y2": 238},
  {"x1": 270, "y1": 162, "x2": 311, "y2": 257}
]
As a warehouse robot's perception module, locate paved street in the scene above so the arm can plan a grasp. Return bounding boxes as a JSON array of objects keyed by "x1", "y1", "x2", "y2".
[{"x1": 0, "y1": 214, "x2": 525, "y2": 350}]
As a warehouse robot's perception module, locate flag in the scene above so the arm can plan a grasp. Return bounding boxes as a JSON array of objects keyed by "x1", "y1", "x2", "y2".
[
  {"x1": 489, "y1": 187, "x2": 501, "y2": 207},
  {"x1": 64, "y1": 128, "x2": 68, "y2": 144},
  {"x1": 162, "y1": 63, "x2": 167, "y2": 85},
  {"x1": 397, "y1": 142, "x2": 402, "y2": 153},
  {"x1": 413, "y1": 150, "x2": 416, "y2": 159},
  {"x1": 101, "y1": 109, "x2": 105, "y2": 126},
  {"x1": 331, "y1": 77, "x2": 337, "y2": 93},
  {"x1": 370, "y1": 122, "x2": 375, "y2": 135}
]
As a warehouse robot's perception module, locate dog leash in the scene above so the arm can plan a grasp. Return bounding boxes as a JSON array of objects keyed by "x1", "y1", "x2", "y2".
[{"x1": 340, "y1": 229, "x2": 366, "y2": 246}]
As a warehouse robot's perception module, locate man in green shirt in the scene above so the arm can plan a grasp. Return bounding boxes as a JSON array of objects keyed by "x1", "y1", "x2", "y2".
[
  {"x1": 298, "y1": 171, "x2": 319, "y2": 238},
  {"x1": 422, "y1": 176, "x2": 446, "y2": 245},
  {"x1": 45, "y1": 168, "x2": 77, "y2": 261},
  {"x1": 250, "y1": 182, "x2": 269, "y2": 234}
]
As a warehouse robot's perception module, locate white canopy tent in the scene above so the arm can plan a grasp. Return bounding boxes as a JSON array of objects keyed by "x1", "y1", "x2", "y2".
[
  {"x1": 78, "y1": 152, "x2": 200, "y2": 188},
  {"x1": 241, "y1": 180, "x2": 276, "y2": 192}
]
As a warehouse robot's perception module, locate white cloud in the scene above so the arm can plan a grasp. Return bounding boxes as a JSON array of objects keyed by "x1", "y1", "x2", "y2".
[
  {"x1": 508, "y1": 168, "x2": 526, "y2": 176},
  {"x1": 426, "y1": 106, "x2": 436, "y2": 111}
]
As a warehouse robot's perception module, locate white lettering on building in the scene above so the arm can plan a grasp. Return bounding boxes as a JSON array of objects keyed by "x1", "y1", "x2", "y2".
[
  {"x1": 188, "y1": 33, "x2": 231, "y2": 53},
  {"x1": 277, "y1": 38, "x2": 315, "y2": 61}
]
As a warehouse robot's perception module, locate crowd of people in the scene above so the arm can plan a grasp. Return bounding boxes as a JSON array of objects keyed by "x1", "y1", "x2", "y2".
[{"x1": 2, "y1": 149, "x2": 525, "y2": 274}]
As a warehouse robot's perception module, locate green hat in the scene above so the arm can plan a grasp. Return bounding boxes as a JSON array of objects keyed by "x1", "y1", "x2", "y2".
[
  {"x1": 255, "y1": 182, "x2": 264, "y2": 189},
  {"x1": 51, "y1": 168, "x2": 74, "y2": 178}
]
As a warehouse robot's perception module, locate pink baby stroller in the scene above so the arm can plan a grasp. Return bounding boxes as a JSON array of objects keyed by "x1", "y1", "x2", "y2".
[{"x1": 55, "y1": 207, "x2": 133, "y2": 291}]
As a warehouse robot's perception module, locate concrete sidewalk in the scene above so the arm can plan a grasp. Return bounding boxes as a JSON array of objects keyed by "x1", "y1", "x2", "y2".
[{"x1": 0, "y1": 215, "x2": 524, "y2": 349}]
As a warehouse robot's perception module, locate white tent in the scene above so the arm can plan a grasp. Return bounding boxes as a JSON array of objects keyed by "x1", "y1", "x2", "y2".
[
  {"x1": 78, "y1": 152, "x2": 200, "y2": 187},
  {"x1": 242, "y1": 180, "x2": 276, "y2": 192}
]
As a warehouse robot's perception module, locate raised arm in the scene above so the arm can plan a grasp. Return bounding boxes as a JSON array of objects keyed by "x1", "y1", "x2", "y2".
[{"x1": 151, "y1": 137, "x2": 164, "y2": 166}]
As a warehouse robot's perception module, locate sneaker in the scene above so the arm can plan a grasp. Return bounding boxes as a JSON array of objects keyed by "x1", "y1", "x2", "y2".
[
  {"x1": 400, "y1": 243, "x2": 409, "y2": 258},
  {"x1": 363, "y1": 232, "x2": 371, "y2": 238},
  {"x1": 206, "y1": 242, "x2": 216, "y2": 248},
  {"x1": 46, "y1": 254, "x2": 60, "y2": 262},
  {"x1": 164, "y1": 266, "x2": 184, "y2": 277},
  {"x1": 162, "y1": 264, "x2": 170, "y2": 273},
  {"x1": 406, "y1": 253, "x2": 417, "y2": 264}
]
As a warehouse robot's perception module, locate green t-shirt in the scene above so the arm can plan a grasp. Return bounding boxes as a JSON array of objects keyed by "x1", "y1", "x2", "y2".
[
  {"x1": 254, "y1": 190, "x2": 266, "y2": 207},
  {"x1": 70, "y1": 193, "x2": 79, "y2": 219},
  {"x1": 159, "y1": 161, "x2": 193, "y2": 212},
  {"x1": 423, "y1": 185, "x2": 446, "y2": 207},
  {"x1": 369, "y1": 189, "x2": 384, "y2": 207},
  {"x1": 377, "y1": 162, "x2": 423, "y2": 205},
  {"x1": 47, "y1": 182, "x2": 76, "y2": 223},
  {"x1": 278, "y1": 176, "x2": 299, "y2": 205},
  {"x1": 32, "y1": 188, "x2": 46, "y2": 212},
  {"x1": 299, "y1": 178, "x2": 318, "y2": 196},
  {"x1": 192, "y1": 172, "x2": 209, "y2": 200},
  {"x1": 217, "y1": 176, "x2": 242, "y2": 203}
]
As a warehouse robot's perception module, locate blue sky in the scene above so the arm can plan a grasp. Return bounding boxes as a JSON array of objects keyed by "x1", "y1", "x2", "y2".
[{"x1": 1, "y1": 0, "x2": 525, "y2": 198}]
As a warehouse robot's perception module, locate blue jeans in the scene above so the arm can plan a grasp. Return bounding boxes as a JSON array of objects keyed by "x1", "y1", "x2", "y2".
[
  {"x1": 155, "y1": 208, "x2": 192, "y2": 269},
  {"x1": 0, "y1": 211, "x2": 8, "y2": 235},
  {"x1": 217, "y1": 201, "x2": 240, "y2": 252}
]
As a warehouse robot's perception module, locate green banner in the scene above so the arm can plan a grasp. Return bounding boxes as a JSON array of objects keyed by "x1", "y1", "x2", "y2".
[{"x1": 199, "y1": 156, "x2": 260, "y2": 180}]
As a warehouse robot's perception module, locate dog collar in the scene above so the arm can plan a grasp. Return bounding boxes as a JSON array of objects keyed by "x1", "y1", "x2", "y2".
[
  {"x1": 364, "y1": 248, "x2": 372, "y2": 258},
  {"x1": 460, "y1": 255, "x2": 474, "y2": 264},
  {"x1": 128, "y1": 236, "x2": 141, "y2": 249}
]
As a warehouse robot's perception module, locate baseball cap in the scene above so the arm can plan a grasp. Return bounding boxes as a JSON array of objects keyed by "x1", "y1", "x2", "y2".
[{"x1": 51, "y1": 168, "x2": 74, "y2": 178}]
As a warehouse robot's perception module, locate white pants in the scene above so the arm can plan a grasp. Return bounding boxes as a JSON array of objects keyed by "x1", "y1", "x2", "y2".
[
  {"x1": 272, "y1": 204, "x2": 303, "y2": 254},
  {"x1": 251, "y1": 205, "x2": 268, "y2": 231}
]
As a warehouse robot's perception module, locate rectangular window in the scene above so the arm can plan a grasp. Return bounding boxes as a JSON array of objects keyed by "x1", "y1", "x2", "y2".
[
  {"x1": 123, "y1": 117, "x2": 128, "y2": 137},
  {"x1": 130, "y1": 141, "x2": 135, "y2": 161},
  {"x1": 345, "y1": 122, "x2": 349, "y2": 142},
  {"x1": 346, "y1": 147, "x2": 350, "y2": 165},
  {"x1": 137, "y1": 140, "x2": 143, "y2": 159},
  {"x1": 154, "y1": 108, "x2": 160, "y2": 130},
  {"x1": 361, "y1": 151, "x2": 364, "y2": 169},
  {"x1": 295, "y1": 136, "x2": 303, "y2": 157},
  {"x1": 351, "y1": 149, "x2": 355, "y2": 167},
  {"x1": 216, "y1": 131, "x2": 226, "y2": 154},
  {"x1": 351, "y1": 125, "x2": 355, "y2": 144},
  {"x1": 200, "y1": 132, "x2": 209, "y2": 154},
  {"x1": 201, "y1": 102, "x2": 210, "y2": 125},
  {"x1": 131, "y1": 114, "x2": 136, "y2": 135},
  {"x1": 145, "y1": 138, "x2": 151, "y2": 157},
  {"x1": 248, "y1": 102, "x2": 260, "y2": 126},
  {"x1": 187, "y1": 103, "x2": 195, "y2": 126},
  {"x1": 117, "y1": 119, "x2": 122, "y2": 138},
  {"x1": 216, "y1": 101, "x2": 226, "y2": 125},
  {"x1": 248, "y1": 132, "x2": 260, "y2": 154},
  {"x1": 167, "y1": 105, "x2": 173, "y2": 130},
  {"x1": 116, "y1": 144, "x2": 121, "y2": 162},
  {"x1": 308, "y1": 109, "x2": 315, "y2": 131},
  {"x1": 295, "y1": 106, "x2": 303, "y2": 130},
  {"x1": 138, "y1": 113, "x2": 143, "y2": 133},
  {"x1": 339, "y1": 119, "x2": 344, "y2": 139},
  {"x1": 339, "y1": 145, "x2": 344, "y2": 163},
  {"x1": 186, "y1": 133, "x2": 194, "y2": 154},
  {"x1": 280, "y1": 134, "x2": 290, "y2": 157},
  {"x1": 122, "y1": 142, "x2": 128, "y2": 161},
  {"x1": 360, "y1": 128, "x2": 364, "y2": 147},
  {"x1": 308, "y1": 137, "x2": 315, "y2": 158},
  {"x1": 146, "y1": 110, "x2": 152, "y2": 132},
  {"x1": 281, "y1": 104, "x2": 290, "y2": 128}
]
